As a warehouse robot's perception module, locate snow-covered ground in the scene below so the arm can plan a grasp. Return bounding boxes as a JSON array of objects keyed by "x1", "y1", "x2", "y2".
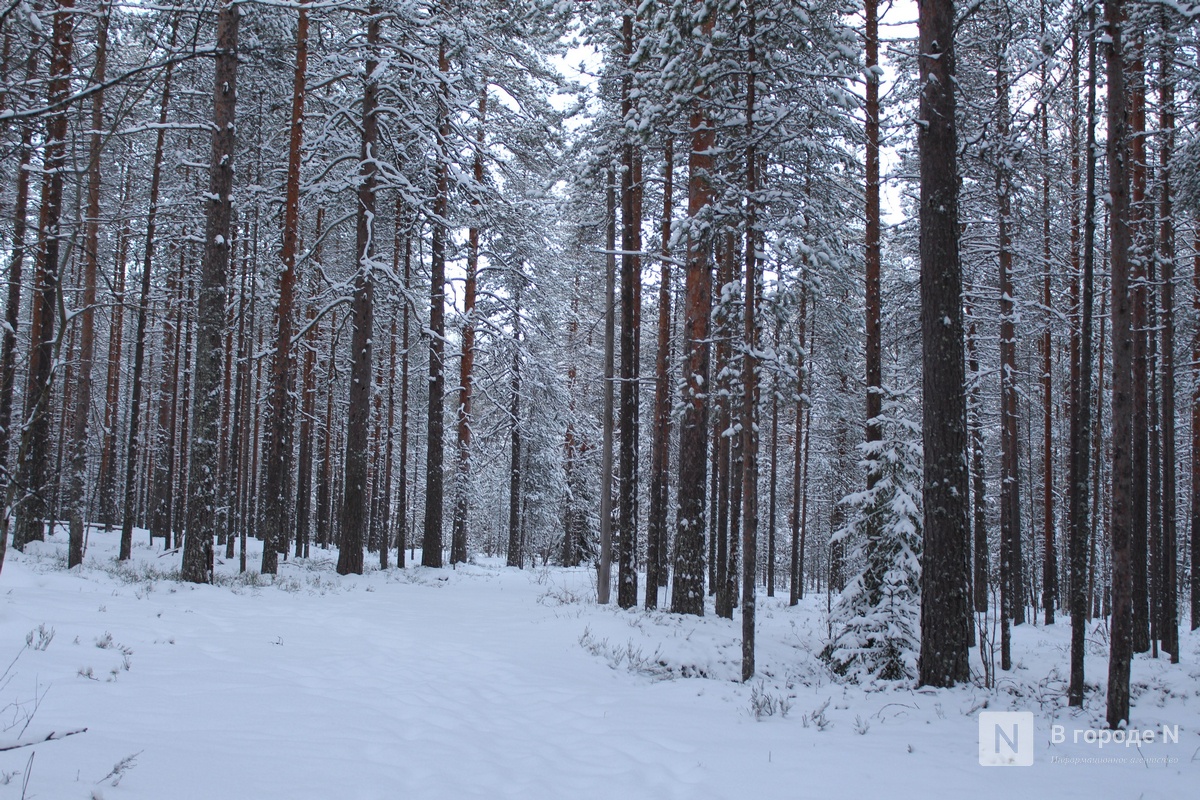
[{"x1": 0, "y1": 526, "x2": 1195, "y2": 799}]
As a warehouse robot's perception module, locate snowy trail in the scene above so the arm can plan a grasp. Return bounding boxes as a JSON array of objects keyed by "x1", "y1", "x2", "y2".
[{"x1": 0, "y1": 530, "x2": 1195, "y2": 799}]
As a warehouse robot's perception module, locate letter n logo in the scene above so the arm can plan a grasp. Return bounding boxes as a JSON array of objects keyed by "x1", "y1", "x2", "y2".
[{"x1": 978, "y1": 711, "x2": 1034, "y2": 766}]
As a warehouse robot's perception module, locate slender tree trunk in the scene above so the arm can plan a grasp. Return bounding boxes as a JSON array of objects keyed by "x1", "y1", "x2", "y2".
[
  {"x1": 617, "y1": 3, "x2": 642, "y2": 609},
  {"x1": 767, "y1": 319, "x2": 778, "y2": 598},
  {"x1": 1128, "y1": 31, "x2": 1150, "y2": 655},
  {"x1": 337, "y1": 5, "x2": 381, "y2": 576},
  {"x1": 1104, "y1": 0, "x2": 1135, "y2": 729},
  {"x1": 506, "y1": 281, "x2": 523, "y2": 568},
  {"x1": 966, "y1": 293, "x2": 989, "y2": 621},
  {"x1": 596, "y1": 172, "x2": 615, "y2": 595},
  {"x1": 563, "y1": 272, "x2": 585, "y2": 568},
  {"x1": 150, "y1": 263, "x2": 181, "y2": 545},
  {"x1": 790, "y1": 283, "x2": 807, "y2": 606},
  {"x1": 422, "y1": 33, "x2": 450, "y2": 569},
  {"x1": 862, "y1": 0, "x2": 884, "y2": 614},
  {"x1": 316, "y1": 309, "x2": 336, "y2": 550},
  {"x1": 741, "y1": 16, "x2": 758, "y2": 680},
  {"x1": 451, "y1": 88, "x2": 486, "y2": 566},
  {"x1": 120, "y1": 17, "x2": 178, "y2": 560},
  {"x1": 1192, "y1": 220, "x2": 1200, "y2": 632},
  {"x1": 65, "y1": 1, "x2": 111, "y2": 566},
  {"x1": 181, "y1": 0, "x2": 239, "y2": 583},
  {"x1": 715, "y1": 239, "x2": 733, "y2": 619},
  {"x1": 395, "y1": 213, "x2": 410, "y2": 567},
  {"x1": 917, "y1": 0, "x2": 971, "y2": 687},
  {"x1": 0, "y1": 24, "x2": 40, "y2": 571},
  {"x1": 13, "y1": 0, "x2": 75, "y2": 551},
  {"x1": 996, "y1": 39, "x2": 1025, "y2": 655},
  {"x1": 262, "y1": 1, "x2": 309, "y2": 574},
  {"x1": 1069, "y1": 2, "x2": 1098, "y2": 704},
  {"x1": 1156, "y1": 23, "x2": 1178, "y2": 661},
  {"x1": 1039, "y1": 3, "x2": 1056, "y2": 623},
  {"x1": 646, "y1": 139, "x2": 674, "y2": 608},
  {"x1": 98, "y1": 158, "x2": 132, "y2": 529},
  {"x1": 670, "y1": 3, "x2": 716, "y2": 615}
]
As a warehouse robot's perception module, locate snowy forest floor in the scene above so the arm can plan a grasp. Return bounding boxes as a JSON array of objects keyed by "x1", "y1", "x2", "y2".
[{"x1": 0, "y1": 528, "x2": 1196, "y2": 799}]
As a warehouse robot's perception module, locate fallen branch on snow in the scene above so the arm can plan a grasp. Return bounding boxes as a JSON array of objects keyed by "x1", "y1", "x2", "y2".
[{"x1": 0, "y1": 727, "x2": 87, "y2": 751}]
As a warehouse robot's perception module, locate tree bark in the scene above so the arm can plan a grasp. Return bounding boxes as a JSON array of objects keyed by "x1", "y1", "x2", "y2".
[
  {"x1": 1155, "y1": 22, "x2": 1177, "y2": 662},
  {"x1": 669, "y1": 3, "x2": 716, "y2": 616},
  {"x1": 596, "y1": 172, "x2": 615, "y2": 595},
  {"x1": 1068, "y1": 3, "x2": 1098, "y2": 705},
  {"x1": 451, "y1": 88, "x2": 487, "y2": 566},
  {"x1": 646, "y1": 138, "x2": 674, "y2": 607},
  {"x1": 1104, "y1": 0, "x2": 1135, "y2": 729},
  {"x1": 181, "y1": 0, "x2": 239, "y2": 583},
  {"x1": 996, "y1": 39, "x2": 1021, "y2": 668},
  {"x1": 337, "y1": 5, "x2": 381, "y2": 576},
  {"x1": 422, "y1": 33, "x2": 450, "y2": 568},
  {"x1": 741, "y1": 14, "x2": 758, "y2": 680},
  {"x1": 65, "y1": 0, "x2": 111, "y2": 567},
  {"x1": 916, "y1": 0, "x2": 971, "y2": 687},
  {"x1": 395, "y1": 211, "x2": 410, "y2": 567},
  {"x1": 617, "y1": 3, "x2": 642, "y2": 609},
  {"x1": 262, "y1": 0, "x2": 309, "y2": 574},
  {"x1": 13, "y1": 0, "x2": 75, "y2": 552},
  {"x1": 506, "y1": 280, "x2": 523, "y2": 568},
  {"x1": 0, "y1": 20, "x2": 40, "y2": 571}
]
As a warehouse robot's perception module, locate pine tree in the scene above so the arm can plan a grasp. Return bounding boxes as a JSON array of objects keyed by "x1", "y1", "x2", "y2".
[{"x1": 827, "y1": 390, "x2": 923, "y2": 682}]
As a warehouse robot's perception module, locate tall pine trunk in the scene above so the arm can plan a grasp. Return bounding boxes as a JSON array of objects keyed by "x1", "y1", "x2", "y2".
[
  {"x1": 669, "y1": 2, "x2": 716, "y2": 616},
  {"x1": 646, "y1": 139, "x2": 674, "y2": 607},
  {"x1": 0, "y1": 23, "x2": 40, "y2": 572},
  {"x1": 337, "y1": 5, "x2": 381, "y2": 576},
  {"x1": 1156, "y1": 24, "x2": 1177, "y2": 660},
  {"x1": 181, "y1": 0, "x2": 239, "y2": 583},
  {"x1": 66, "y1": 1, "x2": 110, "y2": 567},
  {"x1": 13, "y1": 0, "x2": 75, "y2": 551},
  {"x1": 740, "y1": 14, "x2": 758, "y2": 680},
  {"x1": 451, "y1": 89, "x2": 487, "y2": 566},
  {"x1": 120, "y1": 14, "x2": 178, "y2": 561},
  {"x1": 917, "y1": 0, "x2": 971, "y2": 687},
  {"x1": 262, "y1": 1, "x2": 310, "y2": 574},
  {"x1": 422, "y1": 34, "x2": 450, "y2": 568},
  {"x1": 1103, "y1": 0, "x2": 1135, "y2": 729},
  {"x1": 1068, "y1": 2, "x2": 1098, "y2": 706}
]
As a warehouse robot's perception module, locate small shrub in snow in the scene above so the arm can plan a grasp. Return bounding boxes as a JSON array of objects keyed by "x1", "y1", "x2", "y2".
[
  {"x1": 749, "y1": 682, "x2": 792, "y2": 720},
  {"x1": 95, "y1": 632, "x2": 113, "y2": 650},
  {"x1": 98, "y1": 751, "x2": 141, "y2": 787},
  {"x1": 803, "y1": 698, "x2": 832, "y2": 731},
  {"x1": 24, "y1": 625, "x2": 54, "y2": 652}
]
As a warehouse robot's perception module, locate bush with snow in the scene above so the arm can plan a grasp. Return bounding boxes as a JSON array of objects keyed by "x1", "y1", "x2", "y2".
[{"x1": 824, "y1": 389, "x2": 922, "y2": 683}]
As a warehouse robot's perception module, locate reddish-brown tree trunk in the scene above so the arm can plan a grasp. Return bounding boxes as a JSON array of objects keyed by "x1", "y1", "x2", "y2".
[
  {"x1": 66, "y1": 1, "x2": 110, "y2": 566},
  {"x1": 262, "y1": 1, "x2": 309, "y2": 574},
  {"x1": 669, "y1": 3, "x2": 716, "y2": 615},
  {"x1": 0, "y1": 22, "x2": 40, "y2": 571},
  {"x1": 13, "y1": 0, "x2": 75, "y2": 551}
]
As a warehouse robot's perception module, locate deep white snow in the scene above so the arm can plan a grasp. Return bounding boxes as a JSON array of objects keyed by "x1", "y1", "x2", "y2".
[{"x1": 0, "y1": 526, "x2": 1195, "y2": 799}]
